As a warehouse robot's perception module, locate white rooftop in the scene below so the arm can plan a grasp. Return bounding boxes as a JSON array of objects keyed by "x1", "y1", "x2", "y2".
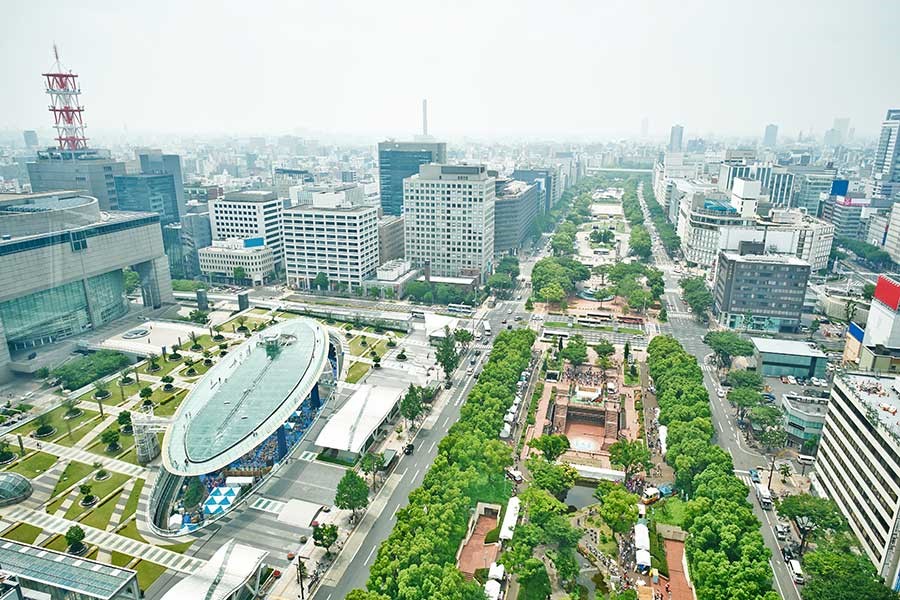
[
  {"x1": 424, "y1": 313, "x2": 459, "y2": 338},
  {"x1": 160, "y1": 539, "x2": 267, "y2": 600},
  {"x1": 315, "y1": 384, "x2": 403, "y2": 454},
  {"x1": 752, "y1": 337, "x2": 826, "y2": 358}
]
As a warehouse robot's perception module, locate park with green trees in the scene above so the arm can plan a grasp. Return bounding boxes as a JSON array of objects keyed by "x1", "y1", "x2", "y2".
[
  {"x1": 647, "y1": 335, "x2": 779, "y2": 599},
  {"x1": 356, "y1": 329, "x2": 535, "y2": 599}
]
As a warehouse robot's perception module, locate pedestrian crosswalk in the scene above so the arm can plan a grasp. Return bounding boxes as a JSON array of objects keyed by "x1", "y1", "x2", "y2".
[
  {"x1": 3, "y1": 506, "x2": 205, "y2": 573},
  {"x1": 298, "y1": 450, "x2": 318, "y2": 462},
  {"x1": 251, "y1": 497, "x2": 285, "y2": 515}
]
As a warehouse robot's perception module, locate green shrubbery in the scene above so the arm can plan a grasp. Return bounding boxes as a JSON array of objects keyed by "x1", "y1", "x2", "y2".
[
  {"x1": 52, "y1": 351, "x2": 130, "y2": 390},
  {"x1": 647, "y1": 336, "x2": 778, "y2": 600},
  {"x1": 360, "y1": 329, "x2": 536, "y2": 599}
]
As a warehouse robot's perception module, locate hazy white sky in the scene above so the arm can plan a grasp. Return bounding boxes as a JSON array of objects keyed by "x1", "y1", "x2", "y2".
[{"x1": 2, "y1": 0, "x2": 899, "y2": 140}]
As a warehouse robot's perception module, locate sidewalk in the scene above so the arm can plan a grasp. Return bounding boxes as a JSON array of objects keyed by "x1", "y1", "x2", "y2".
[{"x1": 21, "y1": 436, "x2": 147, "y2": 478}]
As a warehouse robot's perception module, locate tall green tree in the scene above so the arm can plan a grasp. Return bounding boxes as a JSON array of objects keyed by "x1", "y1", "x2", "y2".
[
  {"x1": 528, "y1": 457, "x2": 578, "y2": 500},
  {"x1": 313, "y1": 272, "x2": 329, "y2": 290},
  {"x1": 312, "y1": 523, "x2": 339, "y2": 556},
  {"x1": 777, "y1": 494, "x2": 845, "y2": 553},
  {"x1": 400, "y1": 385, "x2": 424, "y2": 429},
  {"x1": 559, "y1": 334, "x2": 588, "y2": 370},
  {"x1": 728, "y1": 387, "x2": 763, "y2": 421},
  {"x1": 608, "y1": 439, "x2": 651, "y2": 482},
  {"x1": 704, "y1": 331, "x2": 755, "y2": 366},
  {"x1": 594, "y1": 481, "x2": 639, "y2": 539},
  {"x1": 335, "y1": 470, "x2": 369, "y2": 519},
  {"x1": 359, "y1": 452, "x2": 385, "y2": 489},
  {"x1": 802, "y1": 544, "x2": 899, "y2": 600},
  {"x1": 435, "y1": 327, "x2": 460, "y2": 384},
  {"x1": 530, "y1": 434, "x2": 570, "y2": 462}
]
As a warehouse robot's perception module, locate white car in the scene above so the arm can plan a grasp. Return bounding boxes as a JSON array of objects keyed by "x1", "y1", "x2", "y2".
[
  {"x1": 717, "y1": 388, "x2": 726, "y2": 398},
  {"x1": 787, "y1": 376, "x2": 797, "y2": 385}
]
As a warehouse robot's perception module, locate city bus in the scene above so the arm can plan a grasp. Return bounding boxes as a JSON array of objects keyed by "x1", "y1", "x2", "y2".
[
  {"x1": 447, "y1": 303, "x2": 475, "y2": 316},
  {"x1": 483, "y1": 322, "x2": 492, "y2": 337}
]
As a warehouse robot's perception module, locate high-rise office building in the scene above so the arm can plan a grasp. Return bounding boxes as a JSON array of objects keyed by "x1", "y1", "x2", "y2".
[
  {"x1": 668, "y1": 124, "x2": 684, "y2": 152},
  {"x1": 282, "y1": 190, "x2": 379, "y2": 291},
  {"x1": 377, "y1": 141, "x2": 447, "y2": 216},
  {"x1": 511, "y1": 167, "x2": 556, "y2": 212},
  {"x1": 180, "y1": 203, "x2": 213, "y2": 278},
  {"x1": 27, "y1": 148, "x2": 126, "y2": 211},
  {"x1": 0, "y1": 191, "x2": 173, "y2": 381},
  {"x1": 403, "y1": 164, "x2": 495, "y2": 280},
  {"x1": 209, "y1": 190, "x2": 284, "y2": 268},
  {"x1": 763, "y1": 124, "x2": 778, "y2": 148},
  {"x1": 789, "y1": 166, "x2": 837, "y2": 216},
  {"x1": 114, "y1": 173, "x2": 180, "y2": 225},
  {"x1": 872, "y1": 109, "x2": 900, "y2": 202},
  {"x1": 712, "y1": 251, "x2": 810, "y2": 333},
  {"x1": 137, "y1": 150, "x2": 185, "y2": 217},
  {"x1": 22, "y1": 130, "x2": 38, "y2": 150},
  {"x1": 493, "y1": 178, "x2": 541, "y2": 254}
]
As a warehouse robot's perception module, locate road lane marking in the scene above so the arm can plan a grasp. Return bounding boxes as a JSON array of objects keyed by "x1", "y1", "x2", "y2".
[
  {"x1": 429, "y1": 440, "x2": 436, "y2": 453},
  {"x1": 364, "y1": 546, "x2": 377, "y2": 565},
  {"x1": 414, "y1": 468, "x2": 421, "y2": 480},
  {"x1": 391, "y1": 504, "x2": 401, "y2": 519}
]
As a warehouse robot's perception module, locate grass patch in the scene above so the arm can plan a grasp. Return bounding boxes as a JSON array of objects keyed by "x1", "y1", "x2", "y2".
[
  {"x1": 136, "y1": 356, "x2": 183, "y2": 377},
  {"x1": 317, "y1": 450, "x2": 357, "y2": 467},
  {"x1": 115, "y1": 446, "x2": 139, "y2": 466},
  {"x1": 49, "y1": 461, "x2": 94, "y2": 499},
  {"x1": 648, "y1": 524, "x2": 669, "y2": 578},
  {"x1": 152, "y1": 389, "x2": 188, "y2": 417},
  {"x1": 624, "y1": 370, "x2": 640, "y2": 387},
  {"x1": 163, "y1": 540, "x2": 194, "y2": 554},
  {"x1": 12, "y1": 405, "x2": 98, "y2": 439},
  {"x1": 348, "y1": 335, "x2": 372, "y2": 357},
  {"x1": 5, "y1": 451, "x2": 58, "y2": 479},
  {"x1": 618, "y1": 327, "x2": 645, "y2": 336},
  {"x1": 1, "y1": 523, "x2": 43, "y2": 544},
  {"x1": 111, "y1": 551, "x2": 133, "y2": 567},
  {"x1": 346, "y1": 361, "x2": 371, "y2": 384},
  {"x1": 133, "y1": 559, "x2": 168, "y2": 591},
  {"x1": 64, "y1": 472, "x2": 129, "y2": 521},
  {"x1": 78, "y1": 491, "x2": 123, "y2": 529},
  {"x1": 653, "y1": 497, "x2": 687, "y2": 527},
  {"x1": 275, "y1": 311, "x2": 298, "y2": 320},
  {"x1": 76, "y1": 388, "x2": 121, "y2": 407},
  {"x1": 117, "y1": 519, "x2": 147, "y2": 543},
  {"x1": 221, "y1": 315, "x2": 267, "y2": 332},
  {"x1": 53, "y1": 415, "x2": 103, "y2": 447},
  {"x1": 42, "y1": 534, "x2": 69, "y2": 552},
  {"x1": 121, "y1": 479, "x2": 143, "y2": 518}
]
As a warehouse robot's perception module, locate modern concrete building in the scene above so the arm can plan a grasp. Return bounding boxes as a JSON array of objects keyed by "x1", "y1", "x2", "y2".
[
  {"x1": 821, "y1": 194, "x2": 870, "y2": 239},
  {"x1": 712, "y1": 251, "x2": 810, "y2": 332},
  {"x1": 788, "y1": 166, "x2": 837, "y2": 216},
  {"x1": 209, "y1": 190, "x2": 284, "y2": 268},
  {"x1": 871, "y1": 109, "x2": 900, "y2": 202},
  {"x1": 668, "y1": 124, "x2": 684, "y2": 152},
  {"x1": 114, "y1": 172, "x2": 180, "y2": 225},
  {"x1": 151, "y1": 319, "x2": 343, "y2": 535},
  {"x1": 0, "y1": 191, "x2": 173, "y2": 381},
  {"x1": 403, "y1": 164, "x2": 495, "y2": 281},
  {"x1": 27, "y1": 148, "x2": 126, "y2": 211},
  {"x1": 273, "y1": 167, "x2": 314, "y2": 199},
  {"x1": 751, "y1": 337, "x2": 827, "y2": 379},
  {"x1": 184, "y1": 183, "x2": 223, "y2": 203},
  {"x1": 884, "y1": 205, "x2": 900, "y2": 265},
  {"x1": 717, "y1": 209, "x2": 834, "y2": 272},
  {"x1": 378, "y1": 214, "x2": 405, "y2": 264},
  {"x1": 781, "y1": 391, "x2": 828, "y2": 447},
  {"x1": 377, "y1": 141, "x2": 447, "y2": 216},
  {"x1": 493, "y1": 178, "x2": 540, "y2": 254},
  {"x1": 198, "y1": 239, "x2": 276, "y2": 286},
  {"x1": 137, "y1": 150, "x2": 185, "y2": 217},
  {"x1": 162, "y1": 222, "x2": 185, "y2": 279},
  {"x1": 677, "y1": 191, "x2": 754, "y2": 267},
  {"x1": 282, "y1": 189, "x2": 379, "y2": 291},
  {"x1": 816, "y1": 372, "x2": 900, "y2": 590},
  {"x1": 511, "y1": 167, "x2": 556, "y2": 212},
  {"x1": 763, "y1": 124, "x2": 778, "y2": 148},
  {"x1": 180, "y1": 202, "x2": 213, "y2": 279}
]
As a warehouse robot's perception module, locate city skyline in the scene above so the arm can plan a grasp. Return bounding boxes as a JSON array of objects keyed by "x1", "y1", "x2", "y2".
[{"x1": 2, "y1": 0, "x2": 899, "y2": 139}]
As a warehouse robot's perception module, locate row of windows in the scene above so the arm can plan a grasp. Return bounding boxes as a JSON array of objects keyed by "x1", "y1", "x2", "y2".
[{"x1": 0, "y1": 216, "x2": 160, "y2": 257}]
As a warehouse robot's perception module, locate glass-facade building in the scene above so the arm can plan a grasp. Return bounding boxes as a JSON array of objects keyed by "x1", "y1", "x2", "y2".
[
  {"x1": 377, "y1": 141, "x2": 446, "y2": 216},
  {"x1": 114, "y1": 173, "x2": 180, "y2": 225}
]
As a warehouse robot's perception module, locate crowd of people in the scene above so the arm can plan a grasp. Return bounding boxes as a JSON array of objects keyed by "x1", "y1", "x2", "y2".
[{"x1": 564, "y1": 365, "x2": 611, "y2": 389}]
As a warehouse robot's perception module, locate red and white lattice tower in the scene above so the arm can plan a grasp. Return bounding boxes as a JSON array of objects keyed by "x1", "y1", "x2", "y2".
[{"x1": 42, "y1": 44, "x2": 89, "y2": 150}]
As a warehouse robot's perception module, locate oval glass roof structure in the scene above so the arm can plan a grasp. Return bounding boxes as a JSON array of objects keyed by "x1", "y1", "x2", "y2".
[
  {"x1": 0, "y1": 472, "x2": 33, "y2": 507},
  {"x1": 162, "y1": 318, "x2": 330, "y2": 476}
]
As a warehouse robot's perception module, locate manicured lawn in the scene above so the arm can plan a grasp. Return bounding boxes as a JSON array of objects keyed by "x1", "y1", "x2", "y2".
[
  {"x1": 249, "y1": 308, "x2": 269, "y2": 316},
  {"x1": 117, "y1": 518, "x2": 147, "y2": 543},
  {"x1": 1, "y1": 523, "x2": 42, "y2": 544},
  {"x1": 42, "y1": 534, "x2": 69, "y2": 552},
  {"x1": 115, "y1": 446, "x2": 139, "y2": 466},
  {"x1": 221, "y1": 315, "x2": 267, "y2": 332},
  {"x1": 114, "y1": 381, "x2": 143, "y2": 403},
  {"x1": 64, "y1": 472, "x2": 129, "y2": 521},
  {"x1": 87, "y1": 433, "x2": 134, "y2": 461},
  {"x1": 111, "y1": 551, "x2": 133, "y2": 567},
  {"x1": 78, "y1": 490, "x2": 123, "y2": 529},
  {"x1": 12, "y1": 405, "x2": 98, "y2": 440},
  {"x1": 136, "y1": 356, "x2": 183, "y2": 377},
  {"x1": 119, "y1": 479, "x2": 144, "y2": 523},
  {"x1": 149, "y1": 387, "x2": 186, "y2": 405},
  {"x1": 275, "y1": 311, "x2": 298, "y2": 320},
  {"x1": 49, "y1": 461, "x2": 95, "y2": 499},
  {"x1": 346, "y1": 361, "x2": 371, "y2": 384},
  {"x1": 5, "y1": 451, "x2": 58, "y2": 479},
  {"x1": 53, "y1": 415, "x2": 102, "y2": 447},
  {"x1": 653, "y1": 497, "x2": 687, "y2": 527},
  {"x1": 163, "y1": 539, "x2": 194, "y2": 554},
  {"x1": 349, "y1": 335, "x2": 384, "y2": 357},
  {"x1": 618, "y1": 327, "x2": 645, "y2": 336},
  {"x1": 133, "y1": 559, "x2": 168, "y2": 591},
  {"x1": 76, "y1": 388, "x2": 120, "y2": 407},
  {"x1": 152, "y1": 389, "x2": 188, "y2": 418}
]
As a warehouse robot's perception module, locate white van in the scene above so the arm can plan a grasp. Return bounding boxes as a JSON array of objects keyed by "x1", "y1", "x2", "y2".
[{"x1": 789, "y1": 559, "x2": 805, "y2": 584}]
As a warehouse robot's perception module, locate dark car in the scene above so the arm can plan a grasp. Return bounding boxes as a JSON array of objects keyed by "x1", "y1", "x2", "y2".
[{"x1": 403, "y1": 444, "x2": 415, "y2": 455}]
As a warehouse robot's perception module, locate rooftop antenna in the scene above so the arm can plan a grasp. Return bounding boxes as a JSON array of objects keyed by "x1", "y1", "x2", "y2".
[{"x1": 43, "y1": 43, "x2": 89, "y2": 151}]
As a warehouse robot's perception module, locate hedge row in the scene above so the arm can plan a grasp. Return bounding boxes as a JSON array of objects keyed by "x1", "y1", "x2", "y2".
[
  {"x1": 647, "y1": 336, "x2": 779, "y2": 600},
  {"x1": 357, "y1": 329, "x2": 536, "y2": 600}
]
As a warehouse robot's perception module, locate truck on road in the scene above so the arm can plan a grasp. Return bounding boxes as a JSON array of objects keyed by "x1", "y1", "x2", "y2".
[{"x1": 756, "y1": 483, "x2": 773, "y2": 510}]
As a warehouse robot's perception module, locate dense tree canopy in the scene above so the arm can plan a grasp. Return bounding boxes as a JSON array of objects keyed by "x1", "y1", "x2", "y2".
[
  {"x1": 680, "y1": 277, "x2": 713, "y2": 320},
  {"x1": 704, "y1": 331, "x2": 755, "y2": 366}
]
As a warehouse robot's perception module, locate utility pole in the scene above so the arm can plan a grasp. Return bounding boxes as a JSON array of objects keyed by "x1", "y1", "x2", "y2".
[{"x1": 295, "y1": 559, "x2": 307, "y2": 599}]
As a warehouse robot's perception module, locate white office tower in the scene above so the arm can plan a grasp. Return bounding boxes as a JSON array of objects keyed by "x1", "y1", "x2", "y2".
[
  {"x1": 403, "y1": 164, "x2": 495, "y2": 281},
  {"x1": 730, "y1": 178, "x2": 762, "y2": 218},
  {"x1": 872, "y1": 109, "x2": 900, "y2": 202},
  {"x1": 282, "y1": 185, "x2": 379, "y2": 291},
  {"x1": 209, "y1": 190, "x2": 284, "y2": 267}
]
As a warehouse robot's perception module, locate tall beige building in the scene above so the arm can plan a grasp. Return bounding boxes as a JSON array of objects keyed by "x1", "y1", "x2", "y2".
[{"x1": 403, "y1": 164, "x2": 495, "y2": 281}]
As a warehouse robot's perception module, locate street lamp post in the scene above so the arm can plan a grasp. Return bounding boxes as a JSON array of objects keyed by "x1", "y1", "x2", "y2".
[{"x1": 296, "y1": 559, "x2": 307, "y2": 599}]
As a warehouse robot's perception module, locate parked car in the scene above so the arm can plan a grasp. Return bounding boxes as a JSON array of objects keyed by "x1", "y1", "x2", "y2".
[
  {"x1": 403, "y1": 443, "x2": 415, "y2": 455},
  {"x1": 787, "y1": 376, "x2": 797, "y2": 385},
  {"x1": 775, "y1": 523, "x2": 791, "y2": 541}
]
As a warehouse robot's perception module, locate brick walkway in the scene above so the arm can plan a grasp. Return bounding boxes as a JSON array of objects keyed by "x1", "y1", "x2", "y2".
[
  {"x1": 652, "y1": 540, "x2": 693, "y2": 600},
  {"x1": 458, "y1": 514, "x2": 499, "y2": 577}
]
